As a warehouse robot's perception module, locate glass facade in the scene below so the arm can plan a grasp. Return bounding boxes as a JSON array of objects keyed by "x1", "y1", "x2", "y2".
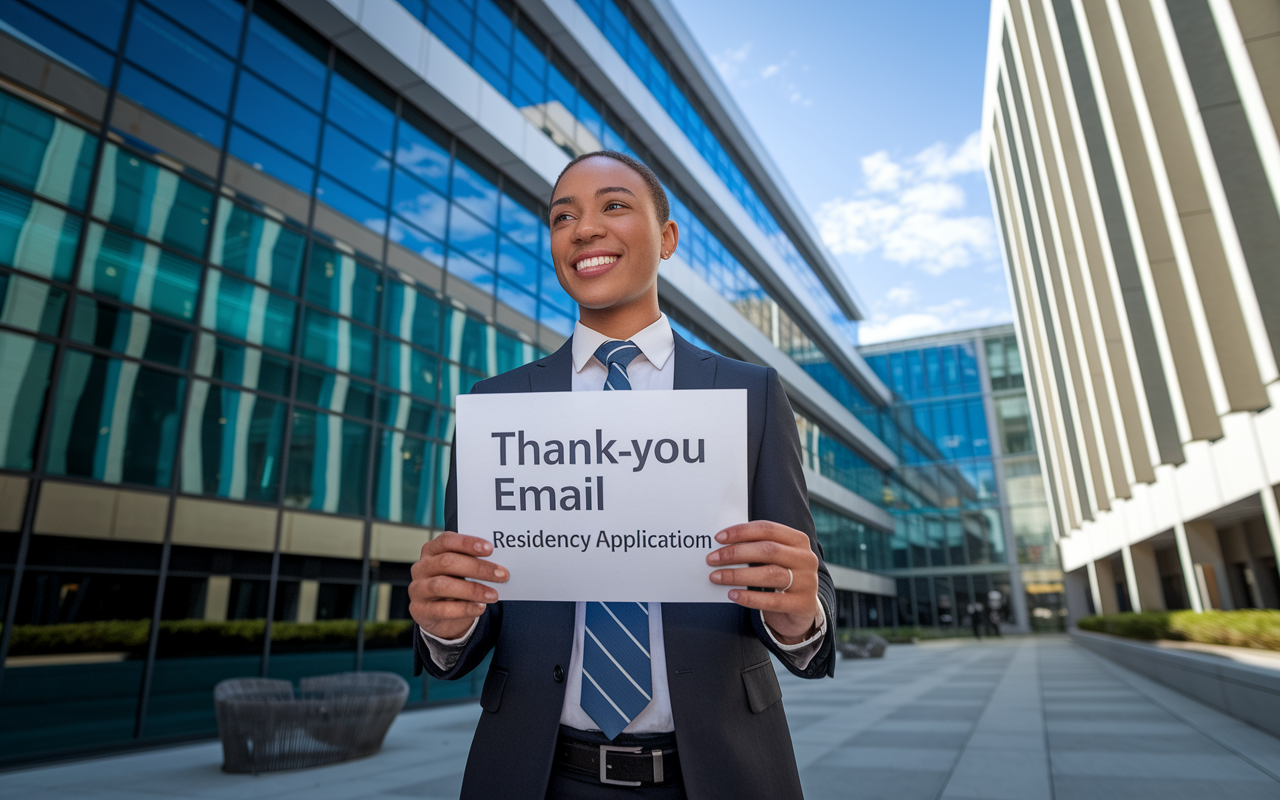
[{"x1": 862, "y1": 330, "x2": 1064, "y2": 631}]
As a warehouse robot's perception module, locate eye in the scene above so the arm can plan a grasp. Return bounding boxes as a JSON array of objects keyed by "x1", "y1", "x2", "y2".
[
  {"x1": 604, "y1": 201, "x2": 625, "y2": 211},
  {"x1": 552, "y1": 211, "x2": 573, "y2": 224}
]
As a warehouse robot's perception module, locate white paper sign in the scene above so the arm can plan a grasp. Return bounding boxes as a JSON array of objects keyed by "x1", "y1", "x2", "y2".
[{"x1": 455, "y1": 389, "x2": 748, "y2": 602}]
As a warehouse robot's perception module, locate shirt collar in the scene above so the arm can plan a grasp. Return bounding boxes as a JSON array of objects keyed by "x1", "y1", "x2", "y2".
[{"x1": 571, "y1": 314, "x2": 675, "y2": 373}]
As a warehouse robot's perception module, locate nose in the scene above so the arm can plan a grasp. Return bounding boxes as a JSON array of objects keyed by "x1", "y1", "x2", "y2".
[{"x1": 572, "y1": 209, "x2": 605, "y2": 242}]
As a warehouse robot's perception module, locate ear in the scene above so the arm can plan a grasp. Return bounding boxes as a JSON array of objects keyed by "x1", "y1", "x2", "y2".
[{"x1": 660, "y1": 219, "x2": 679, "y2": 259}]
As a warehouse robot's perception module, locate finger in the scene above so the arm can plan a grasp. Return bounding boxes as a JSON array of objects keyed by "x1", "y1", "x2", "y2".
[
  {"x1": 714, "y1": 521, "x2": 809, "y2": 547},
  {"x1": 415, "y1": 599, "x2": 488, "y2": 624},
  {"x1": 423, "y1": 575, "x2": 500, "y2": 604},
  {"x1": 424, "y1": 531, "x2": 494, "y2": 559},
  {"x1": 432, "y1": 551, "x2": 510, "y2": 583},
  {"x1": 709, "y1": 564, "x2": 796, "y2": 589},
  {"x1": 707, "y1": 539, "x2": 816, "y2": 568},
  {"x1": 724, "y1": 587, "x2": 810, "y2": 613}
]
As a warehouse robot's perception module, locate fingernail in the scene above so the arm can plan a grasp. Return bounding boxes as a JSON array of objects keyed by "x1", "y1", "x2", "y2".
[
  {"x1": 716, "y1": 531, "x2": 727, "y2": 542},
  {"x1": 710, "y1": 571, "x2": 722, "y2": 583},
  {"x1": 494, "y1": 567, "x2": 508, "y2": 580},
  {"x1": 476, "y1": 541, "x2": 491, "y2": 554},
  {"x1": 728, "y1": 590, "x2": 740, "y2": 601},
  {"x1": 485, "y1": 590, "x2": 498, "y2": 601},
  {"x1": 707, "y1": 551, "x2": 720, "y2": 563}
]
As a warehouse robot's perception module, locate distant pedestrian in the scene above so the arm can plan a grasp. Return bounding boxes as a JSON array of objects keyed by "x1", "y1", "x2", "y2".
[{"x1": 967, "y1": 602, "x2": 983, "y2": 639}]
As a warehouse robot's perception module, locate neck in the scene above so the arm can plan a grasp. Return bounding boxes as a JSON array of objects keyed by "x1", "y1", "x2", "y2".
[{"x1": 578, "y1": 297, "x2": 661, "y2": 341}]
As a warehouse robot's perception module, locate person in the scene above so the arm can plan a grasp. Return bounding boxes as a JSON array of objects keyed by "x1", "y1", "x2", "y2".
[
  {"x1": 408, "y1": 151, "x2": 835, "y2": 799},
  {"x1": 967, "y1": 601, "x2": 983, "y2": 640}
]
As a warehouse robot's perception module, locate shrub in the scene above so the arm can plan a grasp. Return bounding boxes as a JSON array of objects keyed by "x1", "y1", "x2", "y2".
[
  {"x1": 1078, "y1": 609, "x2": 1280, "y2": 651},
  {"x1": 1077, "y1": 612, "x2": 1170, "y2": 640}
]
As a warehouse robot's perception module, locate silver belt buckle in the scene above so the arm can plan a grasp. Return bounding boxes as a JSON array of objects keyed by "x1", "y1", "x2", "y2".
[{"x1": 599, "y1": 744, "x2": 643, "y2": 786}]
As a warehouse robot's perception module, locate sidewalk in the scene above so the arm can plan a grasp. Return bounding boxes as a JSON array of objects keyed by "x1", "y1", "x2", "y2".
[{"x1": 2, "y1": 637, "x2": 1279, "y2": 799}]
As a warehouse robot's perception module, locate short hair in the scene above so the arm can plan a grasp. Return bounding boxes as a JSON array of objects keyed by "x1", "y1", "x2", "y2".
[{"x1": 551, "y1": 150, "x2": 670, "y2": 225}]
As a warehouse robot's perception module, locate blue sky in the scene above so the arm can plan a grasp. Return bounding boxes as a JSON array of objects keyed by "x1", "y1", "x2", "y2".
[{"x1": 671, "y1": 0, "x2": 1008, "y2": 344}]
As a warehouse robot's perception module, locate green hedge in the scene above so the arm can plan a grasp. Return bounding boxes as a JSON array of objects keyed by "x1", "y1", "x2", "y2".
[
  {"x1": 2, "y1": 619, "x2": 417, "y2": 658},
  {"x1": 1077, "y1": 610, "x2": 1280, "y2": 651}
]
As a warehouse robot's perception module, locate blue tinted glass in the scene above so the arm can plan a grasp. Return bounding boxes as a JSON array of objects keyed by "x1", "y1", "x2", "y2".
[
  {"x1": 79, "y1": 224, "x2": 201, "y2": 320},
  {"x1": 301, "y1": 308, "x2": 376, "y2": 378},
  {"x1": 941, "y1": 346, "x2": 960, "y2": 395},
  {"x1": 382, "y1": 280, "x2": 441, "y2": 351},
  {"x1": 472, "y1": 56, "x2": 509, "y2": 98},
  {"x1": 512, "y1": 63, "x2": 544, "y2": 106},
  {"x1": 92, "y1": 143, "x2": 214, "y2": 257},
  {"x1": 376, "y1": 430, "x2": 437, "y2": 525},
  {"x1": 210, "y1": 198, "x2": 305, "y2": 294},
  {"x1": 70, "y1": 296, "x2": 191, "y2": 367},
  {"x1": 0, "y1": 187, "x2": 82, "y2": 282},
  {"x1": 476, "y1": 0, "x2": 512, "y2": 39},
  {"x1": 147, "y1": 0, "x2": 242, "y2": 55},
  {"x1": 195, "y1": 333, "x2": 292, "y2": 395},
  {"x1": 924, "y1": 349, "x2": 942, "y2": 398},
  {"x1": 0, "y1": 0, "x2": 116, "y2": 83},
  {"x1": 202, "y1": 269, "x2": 296, "y2": 353},
  {"x1": 427, "y1": 12, "x2": 470, "y2": 61},
  {"x1": 442, "y1": 306, "x2": 488, "y2": 373},
  {"x1": 327, "y1": 72, "x2": 395, "y2": 155},
  {"x1": 126, "y1": 5, "x2": 234, "y2": 110},
  {"x1": 227, "y1": 125, "x2": 314, "y2": 195},
  {"x1": 0, "y1": 328, "x2": 54, "y2": 469},
  {"x1": 968, "y1": 398, "x2": 990, "y2": 457},
  {"x1": 395, "y1": 118, "x2": 450, "y2": 192},
  {"x1": 499, "y1": 193, "x2": 541, "y2": 250},
  {"x1": 27, "y1": 0, "x2": 126, "y2": 48},
  {"x1": 576, "y1": 97, "x2": 602, "y2": 140},
  {"x1": 47, "y1": 349, "x2": 185, "y2": 486},
  {"x1": 450, "y1": 158, "x2": 498, "y2": 224},
  {"x1": 234, "y1": 71, "x2": 321, "y2": 162},
  {"x1": 0, "y1": 272, "x2": 65, "y2": 335},
  {"x1": 495, "y1": 330, "x2": 532, "y2": 373},
  {"x1": 496, "y1": 237, "x2": 536, "y2": 284},
  {"x1": 379, "y1": 338, "x2": 438, "y2": 400},
  {"x1": 296, "y1": 364, "x2": 373, "y2": 418},
  {"x1": 0, "y1": 91, "x2": 97, "y2": 207},
  {"x1": 182, "y1": 380, "x2": 284, "y2": 502},
  {"x1": 960, "y1": 343, "x2": 981, "y2": 393},
  {"x1": 306, "y1": 244, "x2": 381, "y2": 326},
  {"x1": 539, "y1": 302, "x2": 573, "y2": 337},
  {"x1": 316, "y1": 176, "x2": 387, "y2": 233},
  {"x1": 284, "y1": 407, "x2": 369, "y2": 515},
  {"x1": 388, "y1": 217, "x2": 445, "y2": 267},
  {"x1": 447, "y1": 207, "x2": 495, "y2": 267},
  {"x1": 243, "y1": 14, "x2": 326, "y2": 110},
  {"x1": 496, "y1": 278, "x2": 535, "y2": 319},
  {"x1": 448, "y1": 250, "x2": 493, "y2": 293},
  {"x1": 117, "y1": 66, "x2": 225, "y2": 143},
  {"x1": 391, "y1": 170, "x2": 447, "y2": 240},
  {"x1": 320, "y1": 125, "x2": 390, "y2": 204},
  {"x1": 433, "y1": 0, "x2": 475, "y2": 40},
  {"x1": 513, "y1": 30, "x2": 545, "y2": 73}
]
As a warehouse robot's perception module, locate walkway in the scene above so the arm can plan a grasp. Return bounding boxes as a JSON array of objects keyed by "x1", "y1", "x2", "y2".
[{"x1": 3, "y1": 637, "x2": 1279, "y2": 799}]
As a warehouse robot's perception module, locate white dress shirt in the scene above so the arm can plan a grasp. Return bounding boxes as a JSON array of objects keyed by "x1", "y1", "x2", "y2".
[{"x1": 423, "y1": 314, "x2": 826, "y2": 734}]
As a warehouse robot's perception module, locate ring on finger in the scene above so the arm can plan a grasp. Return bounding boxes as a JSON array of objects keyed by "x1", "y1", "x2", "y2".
[{"x1": 782, "y1": 568, "x2": 794, "y2": 593}]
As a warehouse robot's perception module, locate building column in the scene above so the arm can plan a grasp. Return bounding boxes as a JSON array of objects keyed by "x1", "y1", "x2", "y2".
[
  {"x1": 1093, "y1": 558, "x2": 1120, "y2": 613},
  {"x1": 1086, "y1": 559, "x2": 1104, "y2": 615},
  {"x1": 1262, "y1": 486, "x2": 1280, "y2": 582},
  {"x1": 1129, "y1": 542, "x2": 1166, "y2": 611},
  {"x1": 203, "y1": 576, "x2": 231, "y2": 622},
  {"x1": 1064, "y1": 566, "x2": 1093, "y2": 625},
  {"x1": 1184, "y1": 520, "x2": 1234, "y2": 610},
  {"x1": 1173, "y1": 521, "x2": 1205, "y2": 612},
  {"x1": 1121, "y1": 546, "x2": 1143, "y2": 612},
  {"x1": 297, "y1": 579, "x2": 320, "y2": 623}
]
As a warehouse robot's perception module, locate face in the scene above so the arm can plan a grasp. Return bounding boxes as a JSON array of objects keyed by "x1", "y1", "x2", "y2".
[{"x1": 549, "y1": 157, "x2": 677, "y2": 318}]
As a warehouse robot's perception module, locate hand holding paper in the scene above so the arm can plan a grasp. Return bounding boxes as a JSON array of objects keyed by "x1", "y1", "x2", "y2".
[
  {"x1": 408, "y1": 532, "x2": 509, "y2": 641},
  {"x1": 707, "y1": 521, "x2": 824, "y2": 643}
]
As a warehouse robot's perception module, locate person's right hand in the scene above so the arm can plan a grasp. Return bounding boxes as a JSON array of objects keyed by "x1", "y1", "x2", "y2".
[{"x1": 409, "y1": 532, "x2": 508, "y2": 641}]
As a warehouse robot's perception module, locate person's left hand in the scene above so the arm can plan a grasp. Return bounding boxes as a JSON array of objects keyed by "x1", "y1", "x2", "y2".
[{"x1": 707, "y1": 521, "x2": 822, "y2": 644}]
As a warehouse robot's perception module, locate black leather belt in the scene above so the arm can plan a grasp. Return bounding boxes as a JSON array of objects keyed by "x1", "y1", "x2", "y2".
[{"x1": 554, "y1": 732, "x2": 680, "y2": 787}]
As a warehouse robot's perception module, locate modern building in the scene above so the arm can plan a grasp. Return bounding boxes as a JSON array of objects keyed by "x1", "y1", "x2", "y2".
[
  {"x1": 981, "y1": 0, "x2": 1280, "y2": 621},
  {"x1": 860, "y1": 324, "x2": 1065, "y2": 634},
  {"x1": 0, "y1": 0, "x2": 930, "y2": 765}
]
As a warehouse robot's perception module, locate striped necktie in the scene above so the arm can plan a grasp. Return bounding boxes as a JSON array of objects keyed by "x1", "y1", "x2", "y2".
[{"x1": 582, "y1": 340, "x2": 651, "y2": 739}]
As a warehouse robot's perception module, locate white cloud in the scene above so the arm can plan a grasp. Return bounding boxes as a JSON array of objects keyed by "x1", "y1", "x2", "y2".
[
  {"x1": 761, "y1": 63, "x2": 782, "y2": 79},
  {"x1": 885, "y1": 284, "x2": 918, "y2": 305},
  {"x1": 712, "y1": 42, "x2": 752, "y2": 82},
  {"x1": 858, "y1": 299, "x2": 1011, "y2": 345},
  {"x1": 815, "y1": 132, "x2": 994, "y2": 277}
]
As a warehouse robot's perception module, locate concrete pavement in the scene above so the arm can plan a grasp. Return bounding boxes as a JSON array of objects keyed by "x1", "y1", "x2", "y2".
[{"x1": 3, "y1": 636, "x2": 1279, "y2": 799}]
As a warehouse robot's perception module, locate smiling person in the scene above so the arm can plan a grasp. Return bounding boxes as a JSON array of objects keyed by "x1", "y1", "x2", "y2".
[{"x1": 408, "y1": 151, "x2": 835, "y2": 799}]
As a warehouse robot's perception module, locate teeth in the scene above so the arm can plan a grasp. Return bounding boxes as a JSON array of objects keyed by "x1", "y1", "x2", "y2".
[{"x1": 575, "y1": 255, "x2": 618, "y2": 271}]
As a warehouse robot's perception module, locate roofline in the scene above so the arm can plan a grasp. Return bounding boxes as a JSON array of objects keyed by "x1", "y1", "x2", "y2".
[{"x1": 856, "y1": 323, "x2": 1017, "y2": 354}]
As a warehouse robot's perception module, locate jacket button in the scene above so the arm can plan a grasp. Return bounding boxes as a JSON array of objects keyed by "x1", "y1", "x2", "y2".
[{"x1": 553, "y1": 665, "x2": 565, "y2": 683}]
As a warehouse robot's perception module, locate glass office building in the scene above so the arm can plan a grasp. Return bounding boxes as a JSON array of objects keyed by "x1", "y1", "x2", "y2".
[
  {"x1": 860, "y1": 325, "x2": 1065, "y2": 633},
  {"x1": 0, "y1": 0, "x2": 955, "y2": 764}
]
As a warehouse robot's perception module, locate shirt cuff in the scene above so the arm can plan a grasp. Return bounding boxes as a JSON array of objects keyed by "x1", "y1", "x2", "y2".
[
  {"x1": 763, "y1": 604, "x2": 828, "y2": 671},
  {"x1": 419, "y1": 617, "x2": 479, "y2": 671}
]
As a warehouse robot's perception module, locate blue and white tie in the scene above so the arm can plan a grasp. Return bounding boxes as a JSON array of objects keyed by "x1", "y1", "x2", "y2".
[{"x1": 582, "y1": 340, "x2": 651, "y2": 739}]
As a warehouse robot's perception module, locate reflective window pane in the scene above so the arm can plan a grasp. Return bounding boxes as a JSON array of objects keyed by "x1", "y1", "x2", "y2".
[
  {"x1": 0, "y1": 272, "x2": 66, "y2": 335},
  {"x1": 499, "y1": 191, "x2": 541, "y2": 251},
  {"x1": 70, "y1": 296, "x2": 192, "y2": 368},
  {"x1": 284, "y1": 407, "x2": 370, "y2": 515},
  {"x1": 0, "y1": 329, "x2": 56, "y2": 469},
  {"x1": 0, "y1": 1, "x2": 116, "y2": 84},
  {"x1": 296, "y1": 365, "x2": 374, "y2": 419},
  {"x1": 0, "y1": 91, "x2": 96, "y2": 208},
  {"x1": 243, "y1": 8, "x2": 327, "y2": 110},
  {"x1": 326, "y1": 67, "x2": 395, "y2": 155},
  {"x1": 79, "y1": 224, "x2": 201, "y2": 321},
  {"x1": 92, "y1": 144, "x2": 213, "y2": 257},
  {"x1": 395, "y1": 112, "x2": 451, "y2": 192},
  {"x1": 450, "y1": 154, "x2": 499, "y2": 224},
  {"x1": 233, "y1": 71, "x2": 322, "y2": 164},
  {"x1": 392, "y1": 170, "x2": 448, "y2": 240},
  {"x1": 193, "y1": 334, "x2": 291, "y2": 396},
  {"x1": 378, "y1": 337, "x2": 438, "y2": 401},
  {"x1": 117, "y1": 65, "x2": 226, "y2": 145},
  {"x1": 209, "y1": 198, "x2": 305, "y2": 295},
  {"x1": 0, "y1": 187, "x2": 83, "y2": 282},
  {"x1": 301, "y1": 308, "x2": 376, "y2": 379},
  {"x1": 377, "y1": 391, "x2": 434, "y2": 437},
  {"x1": 181, "y1": 381, "x2": 284, "y2": 502},
  {"x1": 125, "y1": 5, "x2": 235, "y2": 112},
  {"x1": 375, "y1": 431, "x2": 436, "y2": 525},
  {"x1": 227, "y1": 125, "x2": 314, "y2": 196},
  {"x1": 306, "y1": 244, "x2": 380, "y2": 326},
  {"x1": 46, "y1": 349, "x2": 185, "y2": 486},
  {"x1": 447, "y1": 207, "x2": 495, "y2": 268},
  {"x1": 201, "y1": 269, "x2": 297, "y2": 353},
  {"x1": 320, "y1": 125, "x2": 391, "y2": 207},
  {"x1": 316, "y1": 176, "x2": 387, "y2": 233},
  {"x1": 382, "y1": 279, "x2": 441, "y2": 352},
  {"x1": 388, "y1": 217, "x2": 444, "y2": 268},
  {"x1": 148, "y1": 0, "x2": 244, "y2": 56}
]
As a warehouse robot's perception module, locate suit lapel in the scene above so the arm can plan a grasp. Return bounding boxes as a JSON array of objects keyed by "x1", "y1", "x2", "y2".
[
  {"x1": 530, "y1": 338, "x2": 574, "y2": 393},
  {"x1": 672, "y1": 331, "x2": 717, "y2": 390}
]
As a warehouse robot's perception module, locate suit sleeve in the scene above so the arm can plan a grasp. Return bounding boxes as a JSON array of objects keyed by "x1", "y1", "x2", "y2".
[{"x1": 748, "y1": 367, "x2": 837, "y2": 679}]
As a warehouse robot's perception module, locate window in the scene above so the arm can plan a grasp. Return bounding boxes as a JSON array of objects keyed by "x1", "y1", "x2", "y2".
[
  {"x1": 0, "y1": 329, "x2": 55, "y2": 469},
  {"x1": 182, "y1": 382, "x2": 285, "y2": 502}
]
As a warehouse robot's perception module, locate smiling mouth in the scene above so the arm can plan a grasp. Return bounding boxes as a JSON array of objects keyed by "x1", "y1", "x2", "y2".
[{"x1": 573, "y1": 255, "x2": 619, "y2": 271}]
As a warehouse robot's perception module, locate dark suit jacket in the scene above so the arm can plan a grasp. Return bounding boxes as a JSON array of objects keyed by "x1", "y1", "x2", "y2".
[{"x1": 413, "y1": 332, "x2": 835, "y2": 799}]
